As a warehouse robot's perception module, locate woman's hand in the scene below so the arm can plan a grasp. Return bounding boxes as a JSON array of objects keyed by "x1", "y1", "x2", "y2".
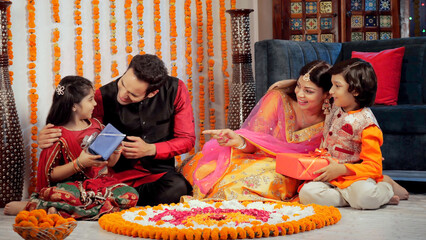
[
  {"x1": 38, "y1": 124, "x2": 62, "y2": 149},
  {"x1": 268, "y1": 79, "x2": 297, "y2": 91},
  {"x1": 202, "y1": 129, "x2": 244, "y2": 148},
  {"x1": 313, "y1": 157, "x2": 349, "y2": 182},
  {"x1": 77, "y1": 150, "x2": 106, "y2": 169}
]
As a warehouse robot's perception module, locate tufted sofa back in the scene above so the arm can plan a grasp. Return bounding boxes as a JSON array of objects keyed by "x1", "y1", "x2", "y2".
[{"x1": 254, "y1": 37, "x2": 426, "y2": 104}]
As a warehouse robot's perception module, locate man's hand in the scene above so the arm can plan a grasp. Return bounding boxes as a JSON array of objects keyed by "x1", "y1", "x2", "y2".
[
  {"x1": 313, "y1": 156, "x2": 349, "y2": 182},
  {"x1": 38, "y1": 124, "x2": 62, "y2": 149},
  {"x1": 122, "y1": 136, "x2": 156, "y2": 159}
]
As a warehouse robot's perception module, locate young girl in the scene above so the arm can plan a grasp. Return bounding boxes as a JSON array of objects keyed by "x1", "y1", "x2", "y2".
[
  {"x1": 299, "y1": 58, "x2": 399, "y2": 209},
  {"x1": 4, "y1": 76, "x2": 138, "y2": 219}
]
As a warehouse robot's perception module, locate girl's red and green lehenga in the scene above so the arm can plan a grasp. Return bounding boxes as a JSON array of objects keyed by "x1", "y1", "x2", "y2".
[{"x1": 26, "y1": 119, "x2": 138, "y2": 220}]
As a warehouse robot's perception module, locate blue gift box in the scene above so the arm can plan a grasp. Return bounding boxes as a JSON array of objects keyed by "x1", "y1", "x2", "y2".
[{"x1": 88, "y1": 124, "x2": 126, "y2": 161}]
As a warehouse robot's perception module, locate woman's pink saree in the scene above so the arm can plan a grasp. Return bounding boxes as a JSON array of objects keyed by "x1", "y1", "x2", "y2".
[{"x1": 187, "y1": 90, "x2": 324, "y2": 200}]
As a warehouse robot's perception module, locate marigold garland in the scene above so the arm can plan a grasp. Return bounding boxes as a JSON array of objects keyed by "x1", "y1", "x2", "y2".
[
  {"x1": 137, "y1": 0, "x2": 145, "y2": 55},
  {"x1": 169, "y1": 0, "x2": 177, "y2": 77},
  {"x1": 153, "y1": 0, "x2": 162, "y2": 59},
  {"x1": 74, "y1": 0, "x2": 83, "y2": 76},
  {"x1": 98, "y1": 200, "x2": 341, "y2": 239},
  {"x1": 184, "y1": 0, "x2": 193, "y2": 102},
  {"x1": 219, "y1": 0, "x2": 230, "y2": 124},
  {"x1": 168, "y1": 0, "x2": 180, "y2": 163},
  {"x1": 184, "y1": 0, "x2": 195, "y2": 155},
  {"x1": 6, "y1": 3, "x2": 13, "y2": 85},
  {"x1": 231, "y1": 0, "x2": 236, "y2": 9},
  {"x1": 52, "y1": 28, "x2": 61, "y2": 87},
  {"x1": 124, "y1": 0, "x2": 133, "y2": 65},
  {"x1": 27, "y1": 0, "x2": 38, "y2": 196},
  {"x1": 206, "y1": 0, "x2": 215, "y2": 131},
  {"x1": 51, "y1": 0, "x2": 61, "y2": 87},
  {"x1": 51, "y1": 0, "x2": 60, "y2": 23},
  {"x1": 92, "y1": 0, "x2": 102, "y2": 89},
  {"x1": 110, "y1": 0, "x2": 119, "y2": 78},
  {"x1": 196, "y1": 0, "x2": 205, "y2": 150}
]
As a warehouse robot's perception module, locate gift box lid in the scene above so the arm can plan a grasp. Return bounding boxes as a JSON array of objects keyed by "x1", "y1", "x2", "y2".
[{"x1": 88, "y1": 123, "x2": 126, "y2": 161}]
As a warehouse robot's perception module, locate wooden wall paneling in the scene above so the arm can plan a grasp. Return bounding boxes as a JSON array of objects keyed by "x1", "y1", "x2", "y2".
[{"x1": 273, "y1": 0, "x2": 284, "y2": 39}]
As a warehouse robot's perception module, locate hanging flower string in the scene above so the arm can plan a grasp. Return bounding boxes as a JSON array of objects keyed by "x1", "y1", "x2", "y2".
[
  {"x1": 196, "y1": 0, "x2": 205, "y2": 150},
  {"x1": 169, "y1": 0, "x2": 177, "y2": 77},
  {"x1": 110, "y1": 0, "x2": 119, "y2": 78},
  {"x1": 206, "y1": 0, "x2": 215, "y2": 131},
  {"x1": 231, "y1": 0, "x2": 236, "y2": 9},
  {"x1": 219, "y1": 0, "x2": 230, "y2": 124},
  {"x1": 6, "y1": 4, "x2": 13, "y2": 85},
  {"x1": 27, "y1": 0, "x2": 38, "y2": 196},
  {"x1": 51, "y1": 0, "x2": 61, "y2": 87},
  {"x1": 51, "y1": 0, "x2": 60, "y2": 23},
  {"x1": 74, "y1": 0, "x2": 83, "y2": 76},
  {"x1": 184, "y1": 0, "x2": 193, "y2": 102},
  {"x1": 184, "y1": 0, "x2": 195, "y2": 155},
  {"x1": 52, "y1": 29, "x2": 61, "y2": 87},
  {"x1": 124, "y1": 0, "x2": 133, "y2": 65},
  {"x1": 92, "y1": 0, "x2": 102, "y2": 89},
  {"x1": 153, "y1": 0, "x2": 162, "y2": 59},
  {"x1": 137, "y1": 0, "x2": 145, "y2": 55},
  {"x1": 168, "y1": 0, "x2": 181, "y2": 163}
]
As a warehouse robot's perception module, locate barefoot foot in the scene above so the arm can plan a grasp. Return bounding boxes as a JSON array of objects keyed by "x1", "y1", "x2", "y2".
[
  {"x1": 383, "y1": 175, "x2": 409, "y2": 200},
  {"x1": 47, "y1": 207, "x2": 57, "y2": 214},
  {"x1": 4, "y1": 201, "x2": 29, "y2": 215},
  {"x1": 388, "y1": 195, "x2": 400, "y2": 205}
]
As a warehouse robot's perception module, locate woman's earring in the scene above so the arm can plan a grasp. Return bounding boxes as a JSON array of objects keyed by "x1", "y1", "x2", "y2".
[{"x1": 322, "y1": 99, "x2": 331, "y2": 115}]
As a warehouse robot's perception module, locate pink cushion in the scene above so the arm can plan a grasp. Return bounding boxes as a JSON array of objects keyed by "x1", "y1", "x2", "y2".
[{"x1": 352, "y1": 47, "x2": 405, "y2": 105}]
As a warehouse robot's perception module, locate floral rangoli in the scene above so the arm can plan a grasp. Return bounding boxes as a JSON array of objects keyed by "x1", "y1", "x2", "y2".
[{"x1": 99, "y1": 200, "x2": 341, "y2": 239}]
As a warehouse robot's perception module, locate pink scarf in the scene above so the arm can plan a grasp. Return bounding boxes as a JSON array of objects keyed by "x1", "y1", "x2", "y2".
[{"x1": 193, "y1": 90, "x2": 323, "y2": 194}]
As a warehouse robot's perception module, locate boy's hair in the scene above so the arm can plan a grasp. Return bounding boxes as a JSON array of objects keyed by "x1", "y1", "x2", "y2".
[
  {"x1": 328, "y1": 58, "x2": 377, "y2": 108},
  {"x1": 127, "y1": 54, "x2": 168, "y2": 97},
  {"x1": 46, "y1": 76, "x2": 94, "y2": 126}
]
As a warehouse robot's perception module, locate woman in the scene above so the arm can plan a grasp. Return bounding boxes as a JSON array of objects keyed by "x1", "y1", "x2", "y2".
[{"x1": 179, "y1": 60, "x2": 332, "y2": 201}]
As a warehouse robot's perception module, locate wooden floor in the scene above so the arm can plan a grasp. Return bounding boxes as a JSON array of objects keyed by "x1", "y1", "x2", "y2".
[{"x1": 1, "y1": 194, "x2": 425, "y2": 240}]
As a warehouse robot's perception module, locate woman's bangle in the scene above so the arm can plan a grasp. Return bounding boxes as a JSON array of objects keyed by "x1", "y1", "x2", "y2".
[{"x1": 235, "y1": 137, "x2": 247, "y2": 150}]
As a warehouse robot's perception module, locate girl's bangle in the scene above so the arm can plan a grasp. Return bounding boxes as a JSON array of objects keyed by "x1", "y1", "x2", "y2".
[
  {"x1": 235, "y1": 137, "x2": 247, "y2": 150},
  {"x1": 76, "y1": 158, "x2": 85, "y2": 171},
  {"x1": 72, "y1": 159, "x2": 81, "y2": 173}
]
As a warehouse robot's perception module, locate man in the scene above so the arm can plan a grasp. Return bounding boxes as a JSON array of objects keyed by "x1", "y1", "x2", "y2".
[{"x1": 38, "y1": 54, "x2": 195, "y2": 206}]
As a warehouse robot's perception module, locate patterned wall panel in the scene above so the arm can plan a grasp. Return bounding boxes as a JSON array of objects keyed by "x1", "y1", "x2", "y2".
[
  {"x1": 347, "y1": 0, "x2": 399, "y2": 41},
  {"x1": 285, "y1": 0, "x2": 339, "y2": 42},
  {"x1": 273, "y1": 0, "x2": 400, "y2": 42}
]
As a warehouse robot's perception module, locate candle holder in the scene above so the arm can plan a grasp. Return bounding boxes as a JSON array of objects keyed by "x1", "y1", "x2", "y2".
[
  {"x1": 0, "y1": 0, "x2": 25, "y2": 207},
  {"x1": 226, "y1": 9, "x2": 256, "y2": 130}
]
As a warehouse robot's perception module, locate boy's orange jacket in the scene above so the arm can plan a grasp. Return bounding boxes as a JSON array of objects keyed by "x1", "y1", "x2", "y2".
[{"x1": 331, "y1": 125, "x2": 384, "y2": 189}]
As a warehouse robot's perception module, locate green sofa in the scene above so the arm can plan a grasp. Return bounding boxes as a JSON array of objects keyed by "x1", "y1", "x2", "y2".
[{"x1": 254, "y1": 37, "x2": 426, "y2": 184}]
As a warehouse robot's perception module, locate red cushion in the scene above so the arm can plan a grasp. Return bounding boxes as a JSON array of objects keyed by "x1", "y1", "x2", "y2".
[{"x1": 351, "y1": 47, "x2": 405, "y2": 106}]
